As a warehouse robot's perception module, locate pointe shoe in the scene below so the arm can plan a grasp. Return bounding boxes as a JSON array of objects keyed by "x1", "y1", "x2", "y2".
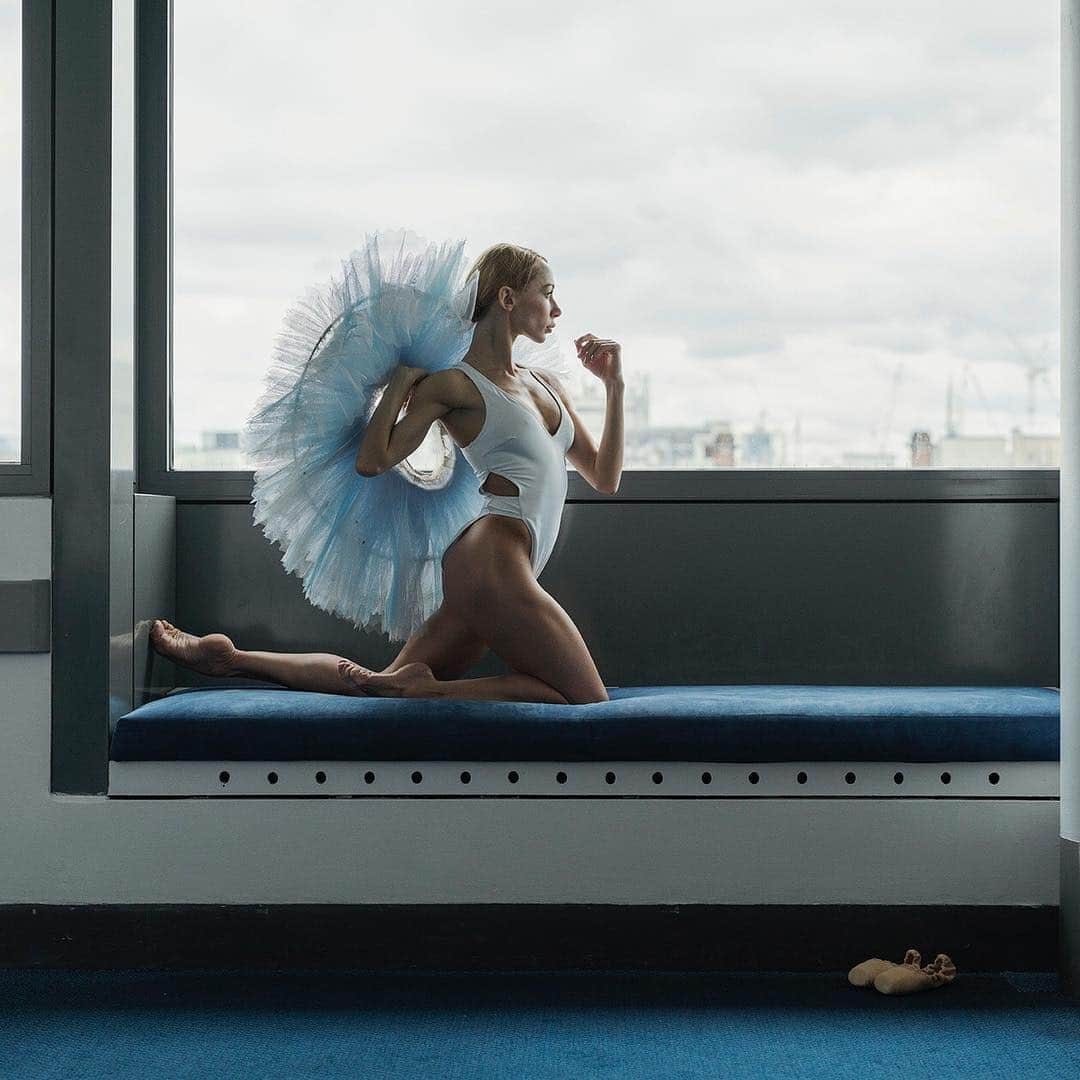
[
  {"x1": 874, "y1": 952, "x2": 957, "y2": 995},
  {"x1": 923, "y1": 953, "x2": 957, "y2": 987},
  {"x1": 848, "y1": 949, "x2": 920, "y2": 987}
]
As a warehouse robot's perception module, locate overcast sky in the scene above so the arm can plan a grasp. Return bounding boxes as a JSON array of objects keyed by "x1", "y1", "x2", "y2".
[{"x1": 0, "y1": 1, "x2": 1062, "y2": 465}]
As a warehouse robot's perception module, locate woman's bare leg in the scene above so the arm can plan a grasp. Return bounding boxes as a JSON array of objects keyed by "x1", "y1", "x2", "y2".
[
  {"x1": 150, "y1": 619, "x2": 362, "y2": 694},
  {"x1": 337, "y1": 593, "x2": 598, "y2": 704},
  {"x1": 382, "y1": 602, "x2": 489, "y2": 680},
  {"x1": 338, "y1": 658, "x2": 570, "y2": 703},
  {"x1": 339, "y1": 519, "x2": 608, "y2": 705},
  {"x1": 150, "y1": 605, "x2": 489, "y2": 696}
]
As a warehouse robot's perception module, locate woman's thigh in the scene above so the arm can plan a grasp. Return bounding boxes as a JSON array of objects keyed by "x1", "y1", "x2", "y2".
[
  {"x1": 382, "y1": 601, "x2": 488, "y2": 681},
  {"x1": 443, "y1": 521, "x2": 608, "y2": 704}
]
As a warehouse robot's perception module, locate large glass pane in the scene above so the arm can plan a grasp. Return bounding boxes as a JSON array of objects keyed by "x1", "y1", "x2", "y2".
[
  {"x1": 172, "y1": 0, "x2": 1059, "y2": 469},
  {"x1": 0, "y1": 0, "x2": 20, "y2": 463}
]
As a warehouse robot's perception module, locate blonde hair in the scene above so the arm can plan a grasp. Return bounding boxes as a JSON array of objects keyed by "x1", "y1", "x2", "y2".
[{"x1": 464, "y1": 243, "x2": 548, "y2": 324}]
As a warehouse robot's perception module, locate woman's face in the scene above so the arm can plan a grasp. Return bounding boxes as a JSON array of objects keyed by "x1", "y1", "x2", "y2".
[{"x1": 512, "y1": 265, "x2": 562, "y2": 344}]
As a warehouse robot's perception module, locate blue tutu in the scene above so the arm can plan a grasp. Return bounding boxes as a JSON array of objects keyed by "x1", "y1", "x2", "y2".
[{"x1": 241, "y1": 227, "x2": 577, "y2": 643}]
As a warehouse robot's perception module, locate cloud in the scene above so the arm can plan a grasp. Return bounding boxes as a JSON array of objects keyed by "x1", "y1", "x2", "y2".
[{"x1": 4, "y1": 0, "x2": 1061, "y2": 463}]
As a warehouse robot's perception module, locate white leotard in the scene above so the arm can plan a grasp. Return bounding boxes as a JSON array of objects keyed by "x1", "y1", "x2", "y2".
[{"x1": 441, "y1": 362, "x2": 575, "y2": 577}]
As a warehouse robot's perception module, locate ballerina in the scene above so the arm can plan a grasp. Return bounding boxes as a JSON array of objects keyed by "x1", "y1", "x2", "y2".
[{"x1": 152, "y1": 235, "x2": 625, "y2": 704}]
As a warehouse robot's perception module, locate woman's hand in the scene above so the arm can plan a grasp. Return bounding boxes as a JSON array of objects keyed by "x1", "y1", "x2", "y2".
[
  {"x1": 393, "y1": 364, "x2": 429, "y2": 387},
  {"x1": 391, "y1": 364, "x2": 429, "y2": 407},
  {"x1": 575, "y1": 334, "x2": 623, "y2": 386}
]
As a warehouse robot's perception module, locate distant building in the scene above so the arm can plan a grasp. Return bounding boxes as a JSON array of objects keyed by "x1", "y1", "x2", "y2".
[
  {"x1": 202, "y1": 431, "x2": 239, "y2": 451},
  {"x1": 174, "y1": 430, "x2": 246, "y2": 470},
  {"x1": 840, "y1": 450, "x2": 896, "y2": 467},
  {"x1": 704, "y1": 426, "x2": 735, "y2": 466},
  {"x1": 908, "y1": 428, "x2": 1060, "y2": 467},
  {"x1": 1011, "y1": 428, "x2": 1060, "y2": 466},
  {"x1": 933, "y1": 434, "x2": 1010, "y2": 467},
  {"x1": 910, "y1": 431, "x2": 933, "y2": 466},
  {"x1": 573, "y1": 373, "x2": 650, "y2": 441},
  {"x1": 742, "y1": 425, "x2": 775, "y2": 467}
]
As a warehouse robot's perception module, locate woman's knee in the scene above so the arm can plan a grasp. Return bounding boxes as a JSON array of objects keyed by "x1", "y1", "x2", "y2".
[
  {"x1": 492, "y1": 597, "x2": 607, "y2": 705},
  {"x1": 561, "y1": 681, "x2": 608, "y2": 705}
]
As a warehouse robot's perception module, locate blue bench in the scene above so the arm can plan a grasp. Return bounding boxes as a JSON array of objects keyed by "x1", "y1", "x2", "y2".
[
  {"x1": 112, "y1": 684, "x2": 1059, "y2": 763},
  {"x1": 106, "y1": 683, "x2": 1062, "y2": 910}
]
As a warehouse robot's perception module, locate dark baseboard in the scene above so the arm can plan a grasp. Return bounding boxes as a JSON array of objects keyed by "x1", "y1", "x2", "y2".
[{"x1": 0, "y1": 904, "x2": 1057, "y2": 972}]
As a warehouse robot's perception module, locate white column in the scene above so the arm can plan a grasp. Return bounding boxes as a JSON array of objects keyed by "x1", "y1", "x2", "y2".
[{"x1": 1060, "y1": 0, "x2": 1080, "y2": 995}]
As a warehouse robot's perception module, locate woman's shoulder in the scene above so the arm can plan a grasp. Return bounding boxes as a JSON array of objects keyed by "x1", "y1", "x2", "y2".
[{"x1": 431, "y1": 365, "x2": 484, "y2": 412}]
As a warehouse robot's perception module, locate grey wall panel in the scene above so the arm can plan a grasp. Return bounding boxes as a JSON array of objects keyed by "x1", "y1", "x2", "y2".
[
  {"x1": 109, "y1": 469, "x2": 134, "y2": 726},
  {"x1": 174, "y1": 501, "x2": 1058, "y2": 688},
  {"x1": 0, "y1": 580, "x2": 50, "y2": 652},
  {"x1": 134, "y1": 494, "x2": 176, "y2": 704},
  {"x1": 174, "y1": 504, "x2": 407, "y2": 683}
]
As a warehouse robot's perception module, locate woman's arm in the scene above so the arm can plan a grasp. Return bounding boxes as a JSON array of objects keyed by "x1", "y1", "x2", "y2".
[
  {"x1": 355, "y1": 368, "x2": 451, "y2": 476},
  {"x1": 593, "y1": 377, "x2": 624, "y2": 495},
  {"x1": 572, "y1": 333, "x2": 625, "y2": 495},
  {"x1": 540, "y1": 370, "x2": 623, "y2": 495}
]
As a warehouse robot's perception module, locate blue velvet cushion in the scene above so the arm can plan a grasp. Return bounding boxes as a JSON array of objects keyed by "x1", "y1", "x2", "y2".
[{"x1": 110, "y1": 685, "x2": 1060, "y2": 763}]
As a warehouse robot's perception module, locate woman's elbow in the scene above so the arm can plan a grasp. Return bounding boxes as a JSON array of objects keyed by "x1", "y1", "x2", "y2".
[{"x1": 355, "y1": 456, "x2": 384, "y2": 477}]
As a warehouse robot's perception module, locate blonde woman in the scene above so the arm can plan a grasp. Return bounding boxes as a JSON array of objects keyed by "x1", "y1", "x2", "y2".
[{"x1": 153, "y1": 230, "x2": 624, "y2": 705}]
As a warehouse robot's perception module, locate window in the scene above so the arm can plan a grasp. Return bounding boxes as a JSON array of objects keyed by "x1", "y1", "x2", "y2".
[
  {"x1": 169, "y1": 1, "x2": 1059, "y2": 472},
  {"x1": 0, "y1": 0, "x2": 20, "y2": 463}
]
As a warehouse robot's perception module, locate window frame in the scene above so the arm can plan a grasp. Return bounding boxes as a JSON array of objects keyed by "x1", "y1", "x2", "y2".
[
  {"x1": 134, "y1": 0, "x2": 1059, "y2": 505},
  {"x1": 0, "y1": 0, "x2": 52, "y2": 495}
]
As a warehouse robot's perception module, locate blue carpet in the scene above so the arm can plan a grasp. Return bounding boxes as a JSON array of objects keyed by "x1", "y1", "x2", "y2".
[{"x1": 0, "y1": 968, "x2": 1075, "y2": 1079}]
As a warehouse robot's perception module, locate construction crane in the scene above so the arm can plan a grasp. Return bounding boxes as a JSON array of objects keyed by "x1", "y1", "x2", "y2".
[
  {"x1": 955, "y1": 311, "x2": 1058, "y2": 429},
  {"x1": 960, "y1": 361, "x2": 996, "y2": 433}
]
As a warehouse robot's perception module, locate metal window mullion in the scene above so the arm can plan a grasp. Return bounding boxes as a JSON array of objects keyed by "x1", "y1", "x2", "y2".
[{"x1": 135, "y1": 0, "x2": 171, "y2": 493}]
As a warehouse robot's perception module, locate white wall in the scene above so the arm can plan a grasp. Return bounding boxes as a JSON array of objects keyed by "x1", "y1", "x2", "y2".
[{"x1": 0, "y1": 497, "x2": 1058, "y2": 905}]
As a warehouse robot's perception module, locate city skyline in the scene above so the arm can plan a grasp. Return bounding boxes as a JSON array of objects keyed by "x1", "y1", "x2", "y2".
[{"x1": 172, "y1": 366, "x2": 1061, "y2": 472}]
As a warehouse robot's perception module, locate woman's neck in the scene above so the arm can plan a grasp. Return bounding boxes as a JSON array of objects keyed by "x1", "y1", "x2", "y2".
[{"x1": 464, "y1": 318, "x2": 518, "y2": 377}]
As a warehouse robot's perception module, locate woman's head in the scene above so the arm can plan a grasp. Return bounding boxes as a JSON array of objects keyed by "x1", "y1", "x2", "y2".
[{"x1": 465, "y1": 242, "x2": 561, "y2": 345}]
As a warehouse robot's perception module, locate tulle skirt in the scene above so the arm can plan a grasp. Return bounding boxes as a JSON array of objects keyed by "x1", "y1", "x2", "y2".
[{"x1": 241, "y1": 227, "x2": 576, "y2": 644}]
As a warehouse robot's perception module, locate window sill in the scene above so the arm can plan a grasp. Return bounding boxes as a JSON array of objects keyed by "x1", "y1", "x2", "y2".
[{"x1": 138, "y1": 467, "x2": 1060, "y2": 504}]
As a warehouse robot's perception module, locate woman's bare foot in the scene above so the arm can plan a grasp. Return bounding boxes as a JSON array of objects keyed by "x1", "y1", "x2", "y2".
[
  {"x1": 150, "y1": 619, "x2": 238, "y2": 677},
  {"x1": 337, "y1": 659, "x2": 437, "y2": 699}
]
